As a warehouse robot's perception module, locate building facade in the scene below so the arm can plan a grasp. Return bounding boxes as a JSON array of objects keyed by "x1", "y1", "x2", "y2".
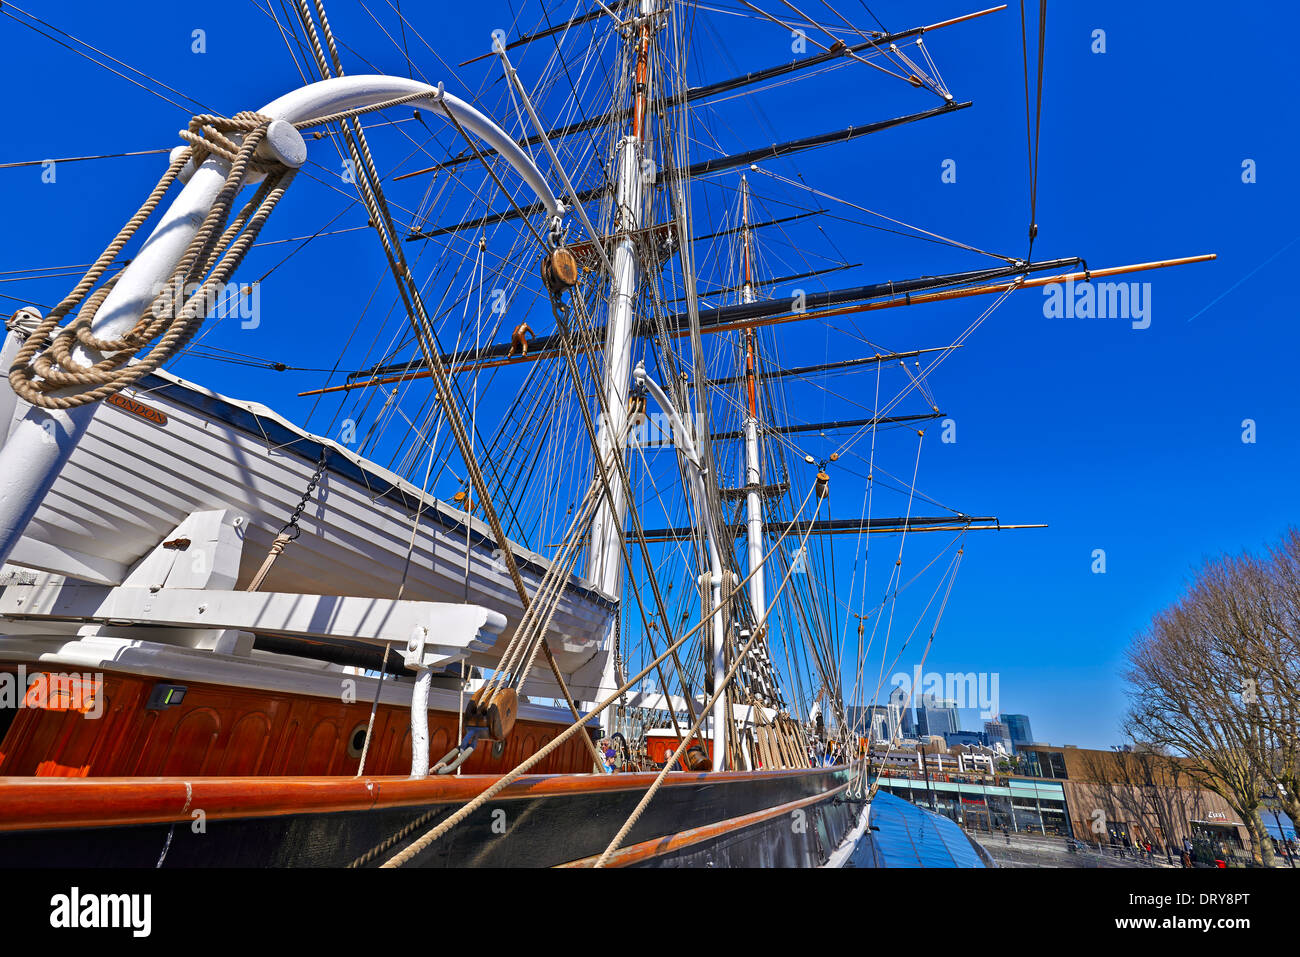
[
  {"x1": 872, "y1": 740, "x2": 1297, "y2": 863},
  {"x1": 874, "y1": 771, "x2": 1072, "y2": 836},
  {"x1": 888, "y1": 684, "x2": 912, "y2": 738},
  {"x1": 999, "y1": 713, "x2": 1034, "y2": 751},
  {"x1": 917, "y1": 694, "x2": 959, "y2": 738},
  {"x1": 983, "y1": 719, "x2": 1013, "y2": 752},
  {"x1": 1015, "y1": 744, "x2": 1289, "y2": 863}
]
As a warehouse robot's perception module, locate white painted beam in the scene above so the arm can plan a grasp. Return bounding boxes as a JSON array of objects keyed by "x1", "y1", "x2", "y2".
[{"x1": 0, "y1": 577, "x2": 504, "y2": 668}]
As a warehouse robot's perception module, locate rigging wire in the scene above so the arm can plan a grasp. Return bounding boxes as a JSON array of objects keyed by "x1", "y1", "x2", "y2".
[
  {"x1": 0, "y1": 2, "x2": 216, "y2": 114},
  {"x1": 1021, "y1": 0, "x2": 1047, "y2": 260},
  {"x1": 1, "y1": 0, "x2": 1025, "y2": 760}
]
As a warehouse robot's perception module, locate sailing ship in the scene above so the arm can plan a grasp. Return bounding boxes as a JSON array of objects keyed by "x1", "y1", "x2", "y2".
[{"x1": 0, "y1": 0, "x2": 1209, "y2": 867}]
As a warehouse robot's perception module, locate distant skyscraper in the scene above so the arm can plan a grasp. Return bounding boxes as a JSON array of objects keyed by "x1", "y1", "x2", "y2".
[
  {"x1": 918, "y1": 694, "x2": 959, "y2": 738},
  {"x1": 869, "y1": 711, "x2": 888, "y2": 744},
  {"x1": 999, "y1": 713, "x2": 1034, "y2": 750},
  {"x1": 983, "y1": 719, "x2": 1013, "y2": 752},
  {"x1": 852, "y1": 705, "x2": 892, "y2": 743},
  {"x1": 842, "y1": 704, "x2": 897, "y2": 744},
  {"x1": 888, "y1": 684, "x2": 911, "y2": 739}
]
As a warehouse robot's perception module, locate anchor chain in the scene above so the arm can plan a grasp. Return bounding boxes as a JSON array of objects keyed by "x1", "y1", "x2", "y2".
[{"x1": 245, "y1": 447, "x2": 328, "y2": 593}]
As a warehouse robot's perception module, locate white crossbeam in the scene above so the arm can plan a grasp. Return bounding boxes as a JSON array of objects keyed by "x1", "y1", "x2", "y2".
[{"x1": 0, "y1": 576, "x2": 505, "y2": 669}]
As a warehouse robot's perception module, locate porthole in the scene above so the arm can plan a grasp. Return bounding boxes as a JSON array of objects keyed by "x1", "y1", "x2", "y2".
[{"x1": 347, "y1": 722, "x2": 369, "y2": 759}]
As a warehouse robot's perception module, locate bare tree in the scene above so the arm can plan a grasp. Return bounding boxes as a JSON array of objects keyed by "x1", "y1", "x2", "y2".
[
  {"x1": 1250, "y1": 532, "x2": 1300, "y2": 830},
  {"x1": 1124, "y1": 554, "x2": 1278, "y2": 865},
  {"x1": 1196, "y1": 543, "x2": 1300, "y2": 850}
]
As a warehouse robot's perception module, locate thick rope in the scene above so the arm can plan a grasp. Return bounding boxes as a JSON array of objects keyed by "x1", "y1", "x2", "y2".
[
  {"x1": 545, "y1": 292, "x2": 705, "y2": 738},
  {"x1": 592, "y1": 489, "x2": 826, "y2": 866},
  {"x1": 593, "y1": 627, "x2": 777, "y2": 866},
  {"x1": 9, "y1": 114, "x2": 292, "y2": 410},
  {"x1": 245, "y1": 533, "x2": 292, "y2": 594},
  {"x1": 370, "y1": 480, "x2": 820, "y2": 868},
  {"x1": 482, "y1": 474, "x2": 604, "y2": 692},
  {"x1": 288, "y1": 0, "x2": 602, "y2": 767}
]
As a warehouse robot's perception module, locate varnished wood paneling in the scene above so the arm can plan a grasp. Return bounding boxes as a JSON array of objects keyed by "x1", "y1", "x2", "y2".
[{"x1": 0, "y1": 667, "x2": 594, "y2": 780}]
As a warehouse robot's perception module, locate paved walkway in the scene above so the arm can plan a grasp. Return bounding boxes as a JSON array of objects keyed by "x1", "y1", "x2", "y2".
[{"x1": 970, "y1": 831, "x2": 1175, "y2": 869}]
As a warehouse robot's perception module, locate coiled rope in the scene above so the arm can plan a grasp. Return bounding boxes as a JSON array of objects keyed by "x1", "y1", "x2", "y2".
[{"x1": 9, "y1": 113, "x2": 294, "y2": 410}]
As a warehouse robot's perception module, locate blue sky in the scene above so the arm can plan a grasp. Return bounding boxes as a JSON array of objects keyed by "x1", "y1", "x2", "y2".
[{"x1": 2, "y1": 1, "x2": 1297, "y2": 749}]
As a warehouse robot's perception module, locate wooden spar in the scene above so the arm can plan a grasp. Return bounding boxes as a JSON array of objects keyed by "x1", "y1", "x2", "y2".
[
  {"x1": 697, "y1": 253, "x2": 1219, "y2": 337},
  {"x1": 706, "y1": 345, "x2": 957, "y2": 388},
  {"x1": 298, "y1": 354, "x2": 556, "y2": 395},
  {"x1": 317, "y1": 343, "x2": 958, "y2": 402},
  {"x1": 634, "y1": 516, "x2": 1046, "y2": 544},
  {"x1": 925, "y1": 5, "x2": 1009, "y2": 31},
  {"x1": 694, "y1": 210, "x2": 823, "y2": 243},
  {"x1": 668, "y1": 264, "x2": 862, "y2": 306},
  {"x1": 684, "y1": 101, "x2": 970, "y2": 178},
  {"x1": 403, "y1": 101, "x2": 971, "y2": 242},
  {"x1": 456, "y1": 3, "x2": 630, "y2": 67},
  {"x1": 296, "y1": 253, "x2": 1215, "y2": 397},
  {"x1": 710, "y1": 411, "x2": 943, "y2": 441},
  {"x1": 682, "y1": 256, "x2": 1079, "y2": 328},
  {"x1": 400, "y1": 5, "x2": 1007, "y2": 183}
]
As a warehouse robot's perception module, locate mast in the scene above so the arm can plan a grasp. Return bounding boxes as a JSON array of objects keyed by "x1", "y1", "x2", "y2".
[
  {"x1": 588, "y1": 0, "x2": 657, "y2": 724},
  {"x1": 739, "y1": 176, "x2": 766, "y2": 619}
]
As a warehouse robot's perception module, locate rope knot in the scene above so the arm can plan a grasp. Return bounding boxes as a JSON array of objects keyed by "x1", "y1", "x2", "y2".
[
  {"x1": 9, "y1": 111, "x2": 297, "y2": 411},
  {"x1": 178, "y1": 111, "x2": 280, "y2": 172}
]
